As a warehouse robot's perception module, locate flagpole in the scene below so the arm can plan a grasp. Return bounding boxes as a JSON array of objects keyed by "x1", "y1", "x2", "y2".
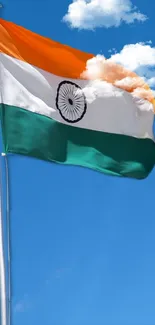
[
  {"x1": 0, "y1": 154, "x2": 7, "y2": 325},
  {"x1": 3, "y1": 153, "x2": 11, "y2": 325},
  {"x1": 0, "y1": 4, "x2": 8, "y2": 317}
]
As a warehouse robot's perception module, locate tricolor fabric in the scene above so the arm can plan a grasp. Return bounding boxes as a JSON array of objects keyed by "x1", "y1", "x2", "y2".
[{"x1": 0, "y1": 18, "x2": 155, "y2": 179}]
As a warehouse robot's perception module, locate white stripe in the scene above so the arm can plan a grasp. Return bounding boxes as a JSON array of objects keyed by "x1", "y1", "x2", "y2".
[{"x1": 0, "y1": 53, "x2": 154, "y2": 139}]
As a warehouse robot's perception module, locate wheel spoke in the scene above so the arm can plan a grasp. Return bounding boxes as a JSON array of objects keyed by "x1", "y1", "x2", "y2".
[{"x1": 56, "y1": 81, "x2": 87, "y2": 123}]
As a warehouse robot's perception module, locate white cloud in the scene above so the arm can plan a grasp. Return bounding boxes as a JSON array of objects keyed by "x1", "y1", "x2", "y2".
[
  {"x1": 110, "y1": 42, "x2": 155, "y2": 87},
  {"x1": 148, "y1": 77, "x2": 155, "y2": 87},
  {"x1": 76, "y1": 79, "x2": 123, "y2": 104},
  {"x1": 110, "y1": 42, "x2": 155, "y2": 71},
  {"x1": 80, "y1": 42, "x2": 155, "y2": 106},
  {"x1": 63, "y1": 0, "x2": 147, "y2": 30}
]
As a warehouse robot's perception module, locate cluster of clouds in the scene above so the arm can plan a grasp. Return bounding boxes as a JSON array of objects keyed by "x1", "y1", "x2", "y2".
[
  {"x1": 109, "y1": 42, "x2": 155, "y2": 86},
  {"x1": 79, "y1": 42, "x2": 155, "y2": 104},
  {"x1": 62, "y1": 0, "x2": 155, "y2": 101},
  {"x1": 109, "y1": 42, "x2": 155, "y2": 88}
]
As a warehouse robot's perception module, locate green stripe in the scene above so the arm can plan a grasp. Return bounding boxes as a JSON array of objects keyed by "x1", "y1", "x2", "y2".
[{"x1": 1, "y1": 104, "x2": 155, "y2": 179}]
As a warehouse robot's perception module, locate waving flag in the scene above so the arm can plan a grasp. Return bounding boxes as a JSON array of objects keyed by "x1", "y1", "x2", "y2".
[{"x1": 0, "y1": 18, "x2": 155, "y2": 179}]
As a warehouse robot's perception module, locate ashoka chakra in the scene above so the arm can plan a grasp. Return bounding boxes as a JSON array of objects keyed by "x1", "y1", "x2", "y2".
[{"x1": 56, "y1": 81, "x2": 87, "y2": 123}]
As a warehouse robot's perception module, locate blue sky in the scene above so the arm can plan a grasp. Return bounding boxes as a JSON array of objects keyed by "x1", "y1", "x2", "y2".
[{"x1": 1, "y1": 1, "x2": 155, "y2": 324}]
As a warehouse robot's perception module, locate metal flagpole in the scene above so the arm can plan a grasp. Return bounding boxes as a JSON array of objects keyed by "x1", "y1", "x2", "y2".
[
  {"x1": 0, "y1": 154, "x2": 7, "y2": 325},
  {"x1": 3, "y1": 153, "x2": 11, "y2": 325},
  {"x1": 0, "y1": 4, "x2": 9, "y2": 321}
]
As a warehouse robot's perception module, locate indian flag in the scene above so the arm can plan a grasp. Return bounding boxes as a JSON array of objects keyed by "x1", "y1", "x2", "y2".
[{"x1": 0, "y1": 18, "x2": 155, "y2": 179}]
